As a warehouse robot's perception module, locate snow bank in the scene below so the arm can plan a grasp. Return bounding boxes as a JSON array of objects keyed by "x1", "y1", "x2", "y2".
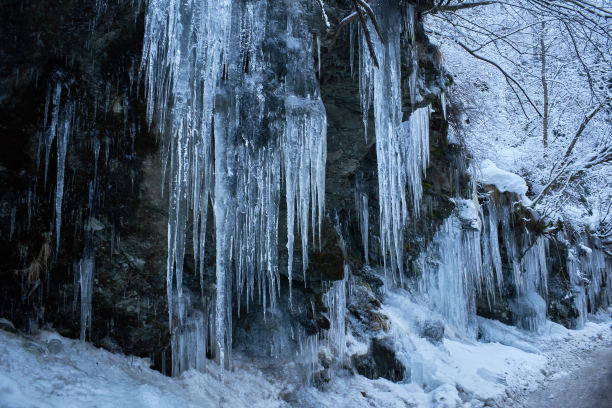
[
  {"x1": 1, "y1": 306, "x2": 610, "y2": 408},
  {"x1": 478, "y1": 159, "x2": 528, "y2": 196},
  {"x1": 0, "y1": 330, "x2": 286, "y2": 408}
]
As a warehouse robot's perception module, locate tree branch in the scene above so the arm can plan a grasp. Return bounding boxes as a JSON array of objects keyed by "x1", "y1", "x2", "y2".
[{"x1": 455, "y1": 40, "x2": 542, "y2": 117}]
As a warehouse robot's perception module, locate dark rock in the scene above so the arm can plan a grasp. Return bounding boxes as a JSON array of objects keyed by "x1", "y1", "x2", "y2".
[
  {"x1": 353, "y1": 353, "x2": 378, "y2": 379},
  {"x1": 0, "y1": 318, "x2": 17, "y2": 333},
  {"x1": 47, "y1": 339, "x2": 63, "y2": 354},
  {"x1": 420, "y1": 319, "x2": 445, "y2": 345},
  {"x1": 312, "y1": 369, "x2": 331, "y2": 386},
  {"x1": 348, "y1": 280, "x2": 390, "y2": 333},
  {"x1": 352, "y1": 336, "x2": 406, "y2": 383}
]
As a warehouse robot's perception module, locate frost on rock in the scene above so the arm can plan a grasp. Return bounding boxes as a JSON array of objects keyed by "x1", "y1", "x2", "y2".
[
  {"x1": 359, "y1": 2, "x2": 430, "y2": 281},
  {"x1": 142, "y1": 0, "x2": 326, "y2": 371}
]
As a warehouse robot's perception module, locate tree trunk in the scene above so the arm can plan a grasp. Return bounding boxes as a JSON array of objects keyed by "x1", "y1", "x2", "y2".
[{"x1": 540, "y1": 21, "x2": 549, "y2": 150}]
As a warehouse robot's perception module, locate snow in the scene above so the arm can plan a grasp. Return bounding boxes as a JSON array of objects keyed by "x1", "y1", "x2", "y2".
[
  {"x1": 0, "y1": 330, "x2": 285, "y2": 408},
  {"x1": 478, "y1": 160, "x2": 528, "y2": 196},
  {"x1": 2, "y1": 306, "x2": 610, "y2": 408}
]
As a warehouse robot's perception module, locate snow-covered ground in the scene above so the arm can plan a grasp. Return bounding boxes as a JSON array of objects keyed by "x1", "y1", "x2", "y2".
[{"x1": 1, "y1": 298, "x2": 610, "y2": 408}]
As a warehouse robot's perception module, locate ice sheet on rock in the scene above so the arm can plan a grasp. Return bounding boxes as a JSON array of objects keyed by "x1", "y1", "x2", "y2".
[
  {"x1": 478, "y1": 159, "x2": 528, "y2": 196},
  {"x1": 480, "y1": 199, "x2": 503, "y2": 303},
  {"x1": 509, "y1": 291, "x2": 547, "y2": 332}
]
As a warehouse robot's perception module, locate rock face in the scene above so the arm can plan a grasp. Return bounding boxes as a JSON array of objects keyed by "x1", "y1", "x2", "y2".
[
  {"x1": 0, "y1": 0, "x2": 610, "y2": 382},
  {"x1": 0, "y1": 0, "x2": 169, "y2": 369}
]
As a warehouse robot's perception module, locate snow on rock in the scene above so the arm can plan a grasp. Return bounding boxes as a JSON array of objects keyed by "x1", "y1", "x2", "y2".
[{"x1": 478, "y1": 160, "x2": 528, "y2": 196}]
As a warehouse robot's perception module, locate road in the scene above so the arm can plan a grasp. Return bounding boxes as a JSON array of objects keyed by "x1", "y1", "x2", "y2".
[{"x1": 522, "y1": 345, "x2": 612, "y2": 408}]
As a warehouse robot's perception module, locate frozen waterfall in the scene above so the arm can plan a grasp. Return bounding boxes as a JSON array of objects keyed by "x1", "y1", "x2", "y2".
[
  {"x1": 142, "y1": 0, "x2": 326, "y2": 370},
  {"x1": 359, "y1": 2, "x2": 430, "y2": 282}
]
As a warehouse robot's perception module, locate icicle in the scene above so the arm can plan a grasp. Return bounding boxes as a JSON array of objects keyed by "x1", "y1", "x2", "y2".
[
  {"x1": 349, "y1": 21, "x2": 355, "y2": 78},
  {"x1": 54, "y1": 101, "x2": 72, "y2": 255},
  {"x1": 441, "y1": 91, "x2": 447, "y2": 120},
  {"x1": 9, "y1": 206, "x2": 16, "y2": 240},
  {"x1": 79, "y1": 232, "x2": 95, "y2": 341},
  {"x1": 323, "y1": 268, "x2": 347, "y2": 364},
  {"x1": 355, "y1": 175, "x2": 369, "y2": 264},
  {"x1": 317, "y1": 34, "x2": 321, "y2": 78},
  {"x1": 359, "y1": 3, "x2": 429, "y2": 281},
  {"x1": 44, "y1": 83, "x2": 62, "y2": 188},
  {"x1": 418, "y1": 209, "x2": 482, "y2": 336}
]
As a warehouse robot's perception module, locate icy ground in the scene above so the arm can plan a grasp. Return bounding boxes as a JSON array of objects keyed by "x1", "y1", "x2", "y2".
[{"x1": 1, "y1": 303, "x2": 610, "y2": 408}]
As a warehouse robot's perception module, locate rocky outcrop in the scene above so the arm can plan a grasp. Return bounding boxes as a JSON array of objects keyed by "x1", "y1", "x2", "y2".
[{"x1": 353, "y1": 336, "x2": 407, "y2": 382}]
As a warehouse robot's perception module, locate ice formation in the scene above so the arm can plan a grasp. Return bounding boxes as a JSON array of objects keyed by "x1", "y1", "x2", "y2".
[
  {"x1": 417, "y1": 200, "x2": 487, "y2": 335},
  {"x1": 323, "y1": 268, "x2": 348, "y2": 365},
  {"x1": 42, "y1": 83, "x2": 74, "y2": 255},
  {"x1": 78, "y1": 234, "x2": 95, "y2": 341},
  {"x1": 354, "y1": 175, "x2": 370, "y2": 265},
  {"x1": 24, "y1": 0, "x2": 608, "y2": 384},
  {"x1": 359, "y1": 2, "x2": 430, "y2": 281},
  {"x1": 566, "y1": 235, "x2": 611, "y2": 329},
  {"x1": 142, "y1": 0, "x2": 326, "y2": 370},
  {"x1": 481, "y1": 197, "x2": 549, "y2": 332},
  {"x1": 415, "y1": 192, "x2": 556, "y2": 336}
]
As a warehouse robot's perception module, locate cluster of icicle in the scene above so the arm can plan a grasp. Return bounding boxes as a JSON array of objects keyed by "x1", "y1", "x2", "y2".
[
  {"x1": 142, "y1": 0, "x2": 326, "y2": 372},
  {"x1": 39, "y1": 81, "x2": 99, "y2": 342},
  {"x1": 358, "y1": 1, "x2": 430, "y2": 282},
  {"x1": 415, "y1": 195, "x2": 551, "y2": 336},
  {"x1": 416, "y1": 192, "x2": 610, "y2": 337},
  {"x1": 565, "y1": 235, "x2": 611, "y2": 329},
  {"x1": 41, "y1": 83, "x2": 73, "y2": 256}
]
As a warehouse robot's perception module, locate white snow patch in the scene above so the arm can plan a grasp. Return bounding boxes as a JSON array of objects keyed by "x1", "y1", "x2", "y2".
[{"x1": 478, "y1": 160, "x2": 528, "y2": 196}]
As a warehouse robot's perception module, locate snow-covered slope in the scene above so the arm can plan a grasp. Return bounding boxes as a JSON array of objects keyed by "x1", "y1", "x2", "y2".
[{"x1": 2, "y1": 304, "x2": 610, "y2": 408}]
